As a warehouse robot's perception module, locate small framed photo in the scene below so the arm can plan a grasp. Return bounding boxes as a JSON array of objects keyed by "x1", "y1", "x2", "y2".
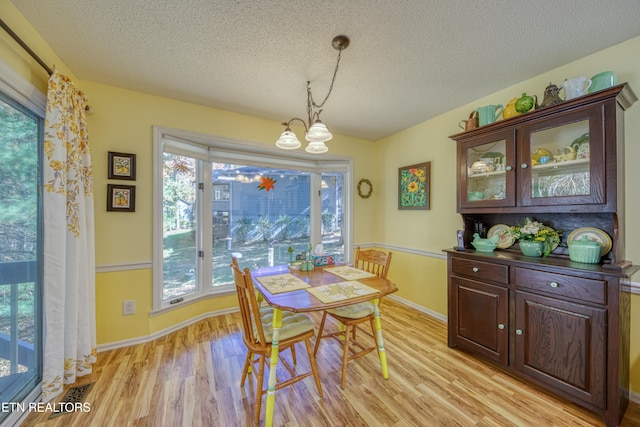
[
  {"x1": 398, "y1": 161, "x2": 431, "y2": 210},
  {"x1": 108, "y1": 151, "x2": 136, "y2": 180},
  {"x1": 107, "y1": 184, "x2": 136, "y2": 212}
]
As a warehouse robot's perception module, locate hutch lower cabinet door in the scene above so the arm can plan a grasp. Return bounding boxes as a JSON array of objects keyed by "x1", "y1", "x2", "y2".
[
  {"x1": 449, "y1": 276, "x2": 508, "y2": 365},
  {"x1": 514, "y1": 291, "x2": 607, "y2": 408}
]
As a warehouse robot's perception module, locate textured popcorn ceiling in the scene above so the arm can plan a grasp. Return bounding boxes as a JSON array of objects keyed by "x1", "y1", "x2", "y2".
[{"x1": 10, "y1": 0, "x2": 640, "y2": 141}]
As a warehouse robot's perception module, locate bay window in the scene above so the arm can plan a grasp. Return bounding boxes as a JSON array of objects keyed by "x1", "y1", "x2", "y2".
[{"x1": 152, "y1": 127, "x2": 352, "y2": 311}]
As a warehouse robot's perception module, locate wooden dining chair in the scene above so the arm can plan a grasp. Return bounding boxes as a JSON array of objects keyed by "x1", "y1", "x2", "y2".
[
  {"x1": 230, "y1": 259, "x2": 323, "y2": 425},
  {"x1": 313, "y1": 247, "x2": 392, "y2": 389}
]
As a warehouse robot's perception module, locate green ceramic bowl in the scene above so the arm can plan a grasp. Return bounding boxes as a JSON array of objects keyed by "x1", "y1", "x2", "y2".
[{"x1": 471, "y1": 239, "x2": 497, "y2": 252}]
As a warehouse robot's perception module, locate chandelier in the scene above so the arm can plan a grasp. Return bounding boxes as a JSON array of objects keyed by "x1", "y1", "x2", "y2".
[{"x1": 275, "y1": 35, "x2": 350, "y2": 154}]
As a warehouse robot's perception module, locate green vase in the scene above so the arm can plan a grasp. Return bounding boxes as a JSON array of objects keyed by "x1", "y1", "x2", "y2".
[{"x1": 519, "y1": 240, "x2": 545, "y2": 257}]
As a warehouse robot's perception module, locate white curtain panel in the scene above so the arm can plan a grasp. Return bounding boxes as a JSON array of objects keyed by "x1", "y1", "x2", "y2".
[{"x1": 42, "y1": 69, "x2": 96, "y2": 402}]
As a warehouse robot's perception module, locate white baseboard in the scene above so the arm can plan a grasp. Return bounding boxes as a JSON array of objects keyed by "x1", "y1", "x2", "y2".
[
  {"x1": 96, "y1": 306, "x2": 239, "y2": 352},
  {"x1": 387, "y1": 294, "x2": 447, "y2": 323}
]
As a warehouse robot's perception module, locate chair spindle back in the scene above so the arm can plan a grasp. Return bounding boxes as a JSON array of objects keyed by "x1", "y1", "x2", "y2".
[
  {"x1": 231, "y1": 259, "x2": 266, "y2": 348},
  {"x1": 354, "y1": 247, "x2": 392, "y2": 279}
]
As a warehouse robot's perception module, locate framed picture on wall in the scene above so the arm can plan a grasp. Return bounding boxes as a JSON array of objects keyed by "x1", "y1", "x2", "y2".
[
  {"x1": 108, "y1": 151, "x2": 136, "y2": 180},
  {"x1": 107, "y1": 184, "x2": 136, "y2": 212},
  {"x1": 398, "y1": 161, "x2": 431, "y2": 210}
]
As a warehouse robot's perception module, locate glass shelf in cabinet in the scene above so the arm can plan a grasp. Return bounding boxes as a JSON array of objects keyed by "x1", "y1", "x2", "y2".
[
  {"x1": 467, "y1": 170, "x2": 507, "y2": 178},
  {"x1": 531, "y1": 158, "x2": 589, "y2": 172}
]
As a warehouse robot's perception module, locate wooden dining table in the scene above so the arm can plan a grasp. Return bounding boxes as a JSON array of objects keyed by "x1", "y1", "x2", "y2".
[{"x1": 251, "y1": 263, "x2": 398, "y2": 427}]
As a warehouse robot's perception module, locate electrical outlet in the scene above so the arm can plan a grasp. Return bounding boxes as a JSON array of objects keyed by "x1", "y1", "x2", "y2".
[{"x1": 122, "y1": 300, "x2": 135, "y2": 316}]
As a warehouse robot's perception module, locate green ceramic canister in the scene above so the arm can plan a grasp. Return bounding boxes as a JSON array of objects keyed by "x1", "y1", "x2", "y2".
[{"x1": 568, "y1": 235, "x2": 601, "y2": 264}]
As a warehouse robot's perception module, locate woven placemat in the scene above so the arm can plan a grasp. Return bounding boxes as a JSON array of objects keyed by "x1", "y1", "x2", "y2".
[{"x1": 306, "y1": 280, "x2": 378, "y2": 304}]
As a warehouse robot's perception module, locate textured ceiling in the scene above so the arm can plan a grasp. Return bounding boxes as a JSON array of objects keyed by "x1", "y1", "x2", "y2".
[{"x1": 10, "y1": 0, "x2": 640, "y2": 141}]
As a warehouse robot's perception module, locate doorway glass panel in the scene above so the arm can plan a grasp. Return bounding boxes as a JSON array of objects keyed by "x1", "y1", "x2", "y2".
[{"x1": 0, "y1": 95, "x2": 42, "y2": 421}]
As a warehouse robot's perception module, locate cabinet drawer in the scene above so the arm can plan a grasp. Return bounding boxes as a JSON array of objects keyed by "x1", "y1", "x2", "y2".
[
  {"x1": 514, "y1": 267, "x2": 607, "y2": 305},
  {"x1": 451, "y1": 257, "x2": 508, "y2": 284}
]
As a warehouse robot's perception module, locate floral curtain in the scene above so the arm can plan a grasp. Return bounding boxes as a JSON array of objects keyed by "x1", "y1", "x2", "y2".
[{"x1": 42, "y1": 68, "x2": 96, "y2": 402}]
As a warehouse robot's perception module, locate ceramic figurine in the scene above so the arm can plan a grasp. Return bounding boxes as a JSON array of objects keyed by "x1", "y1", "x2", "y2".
[
  {"x1": 471, "y1": 232, "x2": 500, "y2": 252},
  {"x1": 531, "y1": 147, "x2": 552, "y2": 165}
]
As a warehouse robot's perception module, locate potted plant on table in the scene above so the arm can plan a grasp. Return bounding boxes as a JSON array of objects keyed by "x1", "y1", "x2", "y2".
[{"x1": 507, "y1": 218, "x2": 561, "y2": 258}]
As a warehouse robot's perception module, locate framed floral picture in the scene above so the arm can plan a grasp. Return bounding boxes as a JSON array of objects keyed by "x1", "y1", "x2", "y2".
[
  {"x1": 398, "y1": 161, "x2": 430, "y2": 210},
  {"x1": 107, "y1": 184, "x2": 136, "y2": 212},
  {"x1": 108, "y1": 151, "x2": 136, "y2": 180}
]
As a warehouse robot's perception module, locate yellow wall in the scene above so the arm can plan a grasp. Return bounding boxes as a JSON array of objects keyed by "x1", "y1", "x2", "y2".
[
  {"x1": 4, "y1": 0, "x2": 640, "y2": 394},
  {"x1": 383, "y1": 249, "x2": 448, "y2": 317},
  {"x1": 375, "y1": 35, "x2": 640, "y2": 392}
]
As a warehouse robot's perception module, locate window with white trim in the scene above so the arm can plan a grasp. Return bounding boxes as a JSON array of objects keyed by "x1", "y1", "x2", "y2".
[{"x1": 152, "y1": 127, "x2": 352, "y2": 311}]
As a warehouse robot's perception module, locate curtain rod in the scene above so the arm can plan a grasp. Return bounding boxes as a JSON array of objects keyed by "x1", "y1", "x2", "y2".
[
  {"x1": 0, "y1": 18, "x2": 53, "y2": 75},
  {"x1": 0, "y1": 18, "x2": 93, "y2": 112}
]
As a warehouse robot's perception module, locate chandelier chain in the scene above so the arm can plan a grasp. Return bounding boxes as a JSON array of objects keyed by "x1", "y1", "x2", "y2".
[
  {"x1": 309, "y1": 48, "x2": 343, "y2": 111},
  {"x1": 275, "y1": 35, "x2": 349, "y2": 153}
]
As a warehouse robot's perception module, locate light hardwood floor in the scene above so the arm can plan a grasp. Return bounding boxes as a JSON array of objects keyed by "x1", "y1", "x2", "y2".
[{"x1": 22, "y1": 299, "x2": 640, "y2": 426}]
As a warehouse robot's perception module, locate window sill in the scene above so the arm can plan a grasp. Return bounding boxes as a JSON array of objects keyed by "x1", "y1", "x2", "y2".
[{"x1": 150, "y1": 286, "x2": 236, "y2": 317}]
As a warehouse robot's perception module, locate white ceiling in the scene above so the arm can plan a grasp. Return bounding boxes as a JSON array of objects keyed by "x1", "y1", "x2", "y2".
[{"x1": 10, "y1": 0, "x2": 640, "y2": 141}]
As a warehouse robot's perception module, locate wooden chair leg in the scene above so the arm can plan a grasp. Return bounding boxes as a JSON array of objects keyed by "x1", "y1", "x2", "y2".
[
  {"x1": 314, "y1": 311, "x2": 328, "y2": 356},
  {"x1": 241, "y1": 351, "x2": 252, "y2": 386},
  {"x1": 254, "y1": 354, "x2": 266, "y2": 426},
  {"x1": 291, "y1": 344, "x2": 297, "y2": 366},
  {"x1": 341, "y1": 324, "x2": 352, "y2": 389},
  {"x1": 369, "y1": 318, "x2": 379, "y2": 355},
  {"x1": 304, "y1": 337, "x2": 323, "y2": 397}
]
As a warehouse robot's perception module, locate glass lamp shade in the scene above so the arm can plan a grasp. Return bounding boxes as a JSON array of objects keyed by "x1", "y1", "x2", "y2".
[
  {"x1": 305, "y1": 120, "x2": 333, "y2": 142},
  {"x1": 275, "y1": 128, "x2": 302, "y2": 149},
  {"x1": 305, "y1": 141, "x2": 329, "y2": 153}
]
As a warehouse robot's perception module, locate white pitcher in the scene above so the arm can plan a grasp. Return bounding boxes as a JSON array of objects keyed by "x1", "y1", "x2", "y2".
[{"x1": 562, "y1": 77, "x2": 592, "y2": 100}]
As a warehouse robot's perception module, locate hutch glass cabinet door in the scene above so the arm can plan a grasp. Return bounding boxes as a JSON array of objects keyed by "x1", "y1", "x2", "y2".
[
  {"x1": 458, "y1": 130, "x2": 515, "y2": 209},
  {"x1": 518, "y1": 106, "x2": 604, "y2": 207}
]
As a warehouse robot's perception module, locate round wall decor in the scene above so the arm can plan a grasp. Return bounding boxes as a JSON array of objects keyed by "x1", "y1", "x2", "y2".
[{"x1": 357, "y1": 178, "x2": 372, "y2": 198}]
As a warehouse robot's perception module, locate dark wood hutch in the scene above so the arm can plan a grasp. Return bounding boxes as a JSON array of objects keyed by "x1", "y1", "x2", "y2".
[{"x1": 445, "y1": 84, "x2": 637, "y2": 426}]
